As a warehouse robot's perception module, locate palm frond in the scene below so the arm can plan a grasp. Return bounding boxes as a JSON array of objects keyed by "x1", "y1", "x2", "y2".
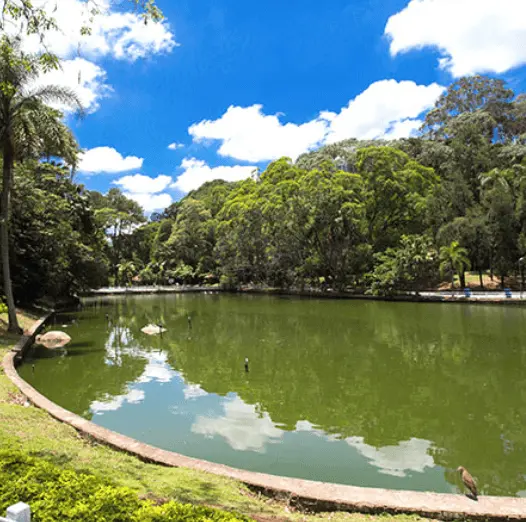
[{"x1": 15, "y1": 85, "x2": 85, "y2": 118}]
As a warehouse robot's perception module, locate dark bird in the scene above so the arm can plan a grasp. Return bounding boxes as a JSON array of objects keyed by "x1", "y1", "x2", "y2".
[
  {"x1": 244, "y1": 357, "x2": 249, "y2": 372},
  {"x1": 457, "y1": 466, "x2": 478, "y2": 499}
]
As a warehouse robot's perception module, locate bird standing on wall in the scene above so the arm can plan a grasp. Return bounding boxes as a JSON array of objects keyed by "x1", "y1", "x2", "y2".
[{"x1": 457, "y1": 466, "x2": 478, "y2": 499}]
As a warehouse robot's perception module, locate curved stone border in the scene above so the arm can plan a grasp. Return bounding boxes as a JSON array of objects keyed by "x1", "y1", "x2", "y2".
[{"x1": 4, "y1": 320, "x2": 526, "y2": 520}]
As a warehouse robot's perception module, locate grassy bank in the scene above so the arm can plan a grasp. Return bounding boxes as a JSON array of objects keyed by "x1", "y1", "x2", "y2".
[{"x1": 0, "y1": 311, "x2": 436, "y2": 522}]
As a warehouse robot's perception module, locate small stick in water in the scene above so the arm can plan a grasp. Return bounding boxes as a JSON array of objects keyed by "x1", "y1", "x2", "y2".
[
  {"x1": 187, "y1": 315, "x2": 192, "y2": 329},
  {"x1": 244, "y1": 357, "x2": 249, "y2": 372}
]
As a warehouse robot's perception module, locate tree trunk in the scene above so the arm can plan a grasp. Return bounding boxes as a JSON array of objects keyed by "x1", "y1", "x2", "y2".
[
  {"x1": 460, "y1": 270, "x2": 466, "y2": 289},
  {"x1": 0, "y1": 139, "x2": 21, "y2": 333},
  {"x1": 479, "y1": 269, "x2": 484, "y2": 289}
]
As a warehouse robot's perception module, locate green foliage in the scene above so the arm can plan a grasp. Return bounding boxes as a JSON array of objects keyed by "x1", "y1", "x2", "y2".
[
  {"x1": 0, "y1": 451, "x2": 251, "y2": 522},
  {"x1": 0, "y1": 299, "x2": 7, "y2": 314},
  {"x1": 439, "y1": 241, "x2": 471, "y2": 289},
  {"x1": 370, "y1": 235, "x2": 438, "y2": 295},
  {"x1": 9, "y1": 162, "x2": 108, "y2": 301}
]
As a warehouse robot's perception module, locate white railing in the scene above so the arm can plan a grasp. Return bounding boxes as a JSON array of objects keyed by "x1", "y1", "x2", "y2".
[{"x1": 0, "y1": 503, "x2": 31, "y2": 522}]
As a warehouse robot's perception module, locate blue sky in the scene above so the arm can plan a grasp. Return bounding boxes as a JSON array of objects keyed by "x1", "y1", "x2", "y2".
[{"x1": 25, "y1": 0, "x2": 526, "y2": 212}]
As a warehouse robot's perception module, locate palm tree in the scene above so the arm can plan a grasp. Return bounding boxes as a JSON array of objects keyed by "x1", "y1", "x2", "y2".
[
  {"x1": 439, "y1": 241, "x2": 471, "y2": 291},
  {"x1": 0, "y1": 36, "x2": 83, "y2": 332}
]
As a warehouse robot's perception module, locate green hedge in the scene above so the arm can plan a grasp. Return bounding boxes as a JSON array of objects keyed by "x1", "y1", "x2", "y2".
[{"x1": 0, "y1": 451, "x2": 252, "y2": 522}]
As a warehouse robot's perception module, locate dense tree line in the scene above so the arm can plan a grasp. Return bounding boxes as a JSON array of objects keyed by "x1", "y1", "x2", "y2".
[
  {"x1": 2, "y1": 50, "x2": 526, "y2": 327},
  {"x1": 114, "y1": 76, "x2": 526, "y2": 294}
]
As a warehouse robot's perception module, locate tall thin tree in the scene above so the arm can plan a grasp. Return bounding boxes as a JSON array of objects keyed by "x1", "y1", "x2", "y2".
[{"x1": 0, "y1": 36, "x2": 82, "y2": 332}]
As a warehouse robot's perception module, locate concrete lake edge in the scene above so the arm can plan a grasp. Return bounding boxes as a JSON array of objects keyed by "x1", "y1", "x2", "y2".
[{"x1": 4, "y1": 312, "x2": 526, "y2": 520}]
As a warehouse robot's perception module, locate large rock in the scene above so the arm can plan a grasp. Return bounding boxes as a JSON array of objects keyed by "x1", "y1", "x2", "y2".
[{"x1": 35, "y1": 331, "x2": 72, "y2": 349}]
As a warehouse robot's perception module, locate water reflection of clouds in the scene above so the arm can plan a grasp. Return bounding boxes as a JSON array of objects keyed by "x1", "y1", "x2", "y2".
[
  {"x1": 91, "y1": 350, "x2": 176, "y2": 414},
  {"x1": 296, "y1": 420, "x2": 435, "y2": 477},
  {"x1": 192, "y1": 396, "x2": 283, "y2": 452},
  {"x1": 183, "y1": 383, "x2": 208, "y2": 400},
  {"x1": 91, "y1": 388, "x2": 145, "y2": 414},
  {"x1": 137, "y1": 351, "x2": 177, "y2": 383},
  {"x1": 345, "y1": 437, "x2": 435, "y2": 477}
]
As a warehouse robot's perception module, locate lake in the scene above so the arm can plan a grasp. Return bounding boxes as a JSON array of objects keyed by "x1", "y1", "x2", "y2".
[{"x1": 19, "y1": 294, "x2": 526, "y2": 496}]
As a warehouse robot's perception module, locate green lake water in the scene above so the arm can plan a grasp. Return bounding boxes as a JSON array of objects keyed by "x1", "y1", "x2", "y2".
[{"x1": 19, "y1": 294, "x2": 526, "y2": 496}]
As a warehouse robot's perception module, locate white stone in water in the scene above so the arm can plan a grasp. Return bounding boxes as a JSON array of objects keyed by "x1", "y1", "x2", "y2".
[
  {"x1": 34, "y1": 331, "x2": 71, "y2": 349},
  {"x1": 6, "y1": 502, "x2": 31, "y2": 522},
  {"x1": 141, "y1": 324, "x2": 167, "y2": 335}
]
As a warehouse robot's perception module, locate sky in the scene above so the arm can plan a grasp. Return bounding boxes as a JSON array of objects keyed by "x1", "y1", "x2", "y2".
[{"x1": 19, "y1": 0, "x2": 526, "y2": 213}]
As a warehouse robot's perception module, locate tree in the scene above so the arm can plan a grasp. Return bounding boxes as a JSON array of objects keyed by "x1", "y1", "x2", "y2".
[
  {"x1": 439, "y1": 241, "x2": 471, "y2": 290},
  {"x1": 422, "y1": 75, "x2": 514, "y2": 140},
  {"x1": 370, "y1": 235, "x2": 438, "y2": 296},
  {"x1": 90, "y1": 188, "x2": 145, "y2": 284},
  {"x1": 0, "y1": 37, "x2": 82, "y2": 332},
  {"x1": 9, "y1": 162, "x2": 108, "y2": 301}
]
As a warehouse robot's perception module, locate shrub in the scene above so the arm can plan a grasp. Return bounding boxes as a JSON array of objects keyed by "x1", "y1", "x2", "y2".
[
  {"x1": 0, "y1": 298, "x2": 7, "y2": 314},
  {"x1": 0, "y1": 451, "x2": 252, "y2": 522}
]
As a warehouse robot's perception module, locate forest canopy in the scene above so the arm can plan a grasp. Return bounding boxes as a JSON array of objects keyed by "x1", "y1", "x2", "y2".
[{"x1": 2, "y1": 74, "x2": 526, "y2": 309}]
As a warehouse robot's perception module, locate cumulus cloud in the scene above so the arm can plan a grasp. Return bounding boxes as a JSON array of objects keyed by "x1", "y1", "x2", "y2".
[
  {"x1": 188, "y1": 80, "x2": 443, "y2": 160},
  {"x1": 79, "y1": 147, "x2": 143, "y2": 173},
  {"x1": 324, "y1": 80, "x2": 444, "y2": 144},
  {"x1": 114, "y1": 174, "x2": 173, "y2": 194},
  {"x1": 172, "y1": 158, "x2": 257, "y2": 193},
  {"x1": 385, "y1": 0, "x2": 526, "y2": 77},
  {"x1": 189, "y1": 105, "x2": 329, "y2": 162},
  {"x1": 113, "y1": 174, "x2": 174, "y2": 213},
  {"x1": 192, "y1": 396, "x2": 283, "y2": 452},
  {"x1": 346, "y1": 437, "x2": 435, "y2": 477},
  {"x1": 168, "y1": 142, "x2": 184, "y2": 150},
  {"x1": 31, "y1": 58, "x2": 110, "y2": 113},
  {"x1": 19, "y1": 0, "x2": 176, "y2": 62},
  {"x1": 126, "y1": 192, "x2": 173, "y2": 213},
  {"x1": 5, "y1": 0, "x2": 176, "y2": 114}
]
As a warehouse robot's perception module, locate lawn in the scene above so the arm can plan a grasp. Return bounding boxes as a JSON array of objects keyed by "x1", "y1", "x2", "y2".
[{"x1": 0, "y1": 310, "x2": 437, "y2": 522}]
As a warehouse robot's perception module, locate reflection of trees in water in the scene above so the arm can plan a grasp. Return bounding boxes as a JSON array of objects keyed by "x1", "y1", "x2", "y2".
[
  {"x1": 164, "y1": 299, "x2": 526, "y2": 495},
  {"x1": 24, "y1": 296, "x2": 526, "y2": 494}
]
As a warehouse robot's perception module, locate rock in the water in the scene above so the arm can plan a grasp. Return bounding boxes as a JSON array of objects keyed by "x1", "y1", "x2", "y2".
[
  {"x1": 35, "y1": 331, "x2": 72, "y2": 349},
  {"x1": 141, "y1": 324, "x2": 167, "y2": 335}
]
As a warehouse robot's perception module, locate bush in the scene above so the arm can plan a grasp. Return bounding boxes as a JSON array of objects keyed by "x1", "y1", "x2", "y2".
[
  {"x1": 0, "y1": 451, "x2": 252, "y2": 522},
  {"x1": 0, "y1": 298, "x2": 7, "y2": 314}
]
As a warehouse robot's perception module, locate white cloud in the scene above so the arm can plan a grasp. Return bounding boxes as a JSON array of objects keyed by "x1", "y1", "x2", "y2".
[
  {"x1": 19, "y1": 0, "x2": 176, "y2": 62},
  {"x1": 168, "y1": 143, "x2": 184, "y2": 150},
  {"x1": 188, "y1": 81, "x2": 443, "y2": 160},
  {"x1": 114, "y1": 174, "x2": 173, "y2": 194},
  {"x1": 346, "y1": 437, "x2": 435, "y2": 477},
  {"x1": 113, "y1": 174, "x2": 174, "y2": 213},
  {"x1": 385, "y1": 0, "x2": 526, "y2": 77},
  {"x1": 324, "y1": 80, "x2": 444, "y2": 144},
  {"x1": 192, "y1": 396, "x2": 283, "y2": 452},
  {"x1": 172, "y1": 158, "x2": 256, "y2": 193},
  {"x1": 125, "y1": 192, "x2": 173, "y2": 213},
  {"x1": 32, "y1": 58, "x2": 110, "y2": 113},
  {"x1": 189, "y1": 105, "x2": 328, "y2": 162},
  {"x1": 5, "y1": 0, "x2": 176, "y2": 115},
  {"x1": 79, "y1": 147, "x2": 143, "y2": 173}
]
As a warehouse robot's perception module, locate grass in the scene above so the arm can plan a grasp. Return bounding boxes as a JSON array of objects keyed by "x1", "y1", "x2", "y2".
[{"x1": 0, "y1": 310, "x2": 438, "y2": 522}]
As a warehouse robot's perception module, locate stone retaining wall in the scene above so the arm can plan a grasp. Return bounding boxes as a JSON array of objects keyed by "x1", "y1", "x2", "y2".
[{"x1": 4, "y1": 316, "x2": 526, "y2": 520}]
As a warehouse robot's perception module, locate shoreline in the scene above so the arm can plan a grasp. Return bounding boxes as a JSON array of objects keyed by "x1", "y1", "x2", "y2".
[
  {"x1": 82, "y1": 285, "x2": 526, "y2": 306},
  {"x1": 4, "y1": 313, "x2": 526, "y2": 520}
]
